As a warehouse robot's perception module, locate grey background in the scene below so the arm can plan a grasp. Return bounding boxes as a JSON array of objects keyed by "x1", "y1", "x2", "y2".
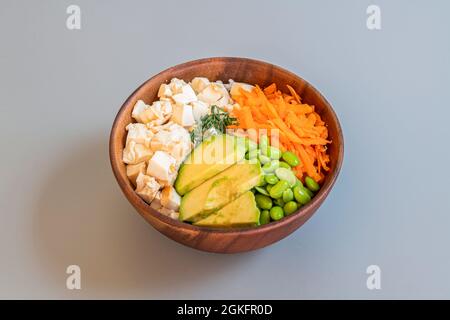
[{"x1": 1, "y1": 0, "x2": 449, "y2": 299}]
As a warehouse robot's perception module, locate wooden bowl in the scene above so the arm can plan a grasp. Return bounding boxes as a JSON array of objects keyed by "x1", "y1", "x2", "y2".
[{"x1": 110, "y1": 57, "x2": 344, "y2": 253}]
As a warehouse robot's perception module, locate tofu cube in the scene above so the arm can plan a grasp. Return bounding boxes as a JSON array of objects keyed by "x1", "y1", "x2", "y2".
[
  {"x1": 160, "y1": 186, "x2": 181, "y2": 211},
  {"x1": 190, "y1": 77, "x2": 210, "y2": 94},
  {"x1": 126, "y1": 162, "x2": 147, "y2": 186},
  {"x1": 122, "y1": 141, "x2": 153, "y2": 164},
  {"x1": 191, "y1": 100, "x2": 209, "y2": 122},
  {"x1": 171, "y1": 104, "x2": 195, "y2": 127},
  {"x1": 172, "y1": 84, "x2": 197, "y2": 105},
  {"x1": 157, "y1": 83, "x2": 173, "y2": 98},
  {"x1": 146, "y1": 151, "x2": 176, "y2": 181},
  {"x1": 197, "y1": 84, "x2": 222, "y2": 104},
  {"x1": 230, "y1": 82, "x2": 254, "y2": 97}
]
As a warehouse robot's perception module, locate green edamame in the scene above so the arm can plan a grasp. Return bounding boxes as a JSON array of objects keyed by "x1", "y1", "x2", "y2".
[
  {"x1": 278, "y1": 161, "x2": 291, "y2": 169},
  {"x1": 274, "y1": 168, "x2": 296, "y2": 187},
  {"x1": 255, "y1": 194, "x2": 273, "y2": 210},
  {"x1": 282, "y1": 188, "x2": 294, "y2": 202},
  {"x1": 281, "y1": 151, "x2": 300, "y2": 167},
  {"x1": 284, "y1": 201, "x2": 298, "y2": 215},
  {"x1": 255, "y1": 186, "x2": 270, "y2": 196},
  {"x1": 293, "y1": 178, "x2": 303, "y2": 188},
  {"x1": 304, "y1": 187, "x2": 314, "y2": 197},
  {"x1": 258, "y1": 153, "x2": 271, "y2": 165},
  {"x1": 263, "y1": 159, "x2": 280, "y2": 173},
  {"x1": 293, "y1": 186, "x2": 311, "y2": 205},
  {"x1": 260, "y1": 210, "x2": 270, "y2": 225},
  {"x1": 275, "y1": 198, "x2": 285, "y2": 207},
  {"x1": 264, "y1": 174, "x2": 279, "y2": 185},
  {"x1": 269, "y1": 180, "x2": 290, "y2": 199},
  {"x1": 267, "y1": 146, "x2": 282, "y2": 160},
  {"x1": 266, "y1": 184, "x2": 273, "y2": 193},
  {"x1": 305, "y1": 176, "x2": 320, "y2": 192},
  {"x1": 270, "y1": 206, "x2": 284, "y2": 221}
]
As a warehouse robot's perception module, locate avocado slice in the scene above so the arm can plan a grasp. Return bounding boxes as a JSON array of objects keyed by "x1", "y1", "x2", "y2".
[
  {"x1": 175, "y1": 134, "x2": 246, "y2": 195},
  {"x1": 179, "y1": 160, "x2": 263, "y2": 222},
  {"x1": 194, "y1": 191, "x2": 260, "y2": 228}
]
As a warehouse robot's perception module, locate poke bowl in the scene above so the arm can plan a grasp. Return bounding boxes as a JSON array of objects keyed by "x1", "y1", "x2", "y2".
[{"x1": 109, "y1": 57, "x2": 344, "y2": 253}]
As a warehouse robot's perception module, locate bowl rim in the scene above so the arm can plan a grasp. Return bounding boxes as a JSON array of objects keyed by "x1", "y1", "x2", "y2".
[{"x1": 109, "y1": 56, "x2": 344, "y2": 235}]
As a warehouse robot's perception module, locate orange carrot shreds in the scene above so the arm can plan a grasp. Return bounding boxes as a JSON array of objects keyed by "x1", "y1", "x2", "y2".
[
  {"x1": 263, "y1": 83, "x2": 277, "y2": 95},
  {"x1": 241, "y1": 107, "x2": 255, "y2": 129},
  {"x1": 229, "y1": 83, "x2": 331, "y2": 183},
  {"x1": 287, "y1": 85, "x2": 301, "y2": 103}
]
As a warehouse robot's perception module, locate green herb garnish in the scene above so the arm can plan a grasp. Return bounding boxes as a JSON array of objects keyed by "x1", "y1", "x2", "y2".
[{"x1": 190, "y1": 105, "x2": 238, "y2": 143}]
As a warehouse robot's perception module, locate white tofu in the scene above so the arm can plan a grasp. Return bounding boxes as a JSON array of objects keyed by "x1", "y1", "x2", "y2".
[
  {"x1": 169, "y1": 78, "x2": 186, "y2": 94},
  {"x1": 150, "y1": 122, "x2": 192, "y2": 165},
  {"x1": 172, "y1": 85, "x2": 197, "y2": 105},
  {"x1": 191, "y1": 100, "x2": 209, "y2": 122},
  {"x1": 171, "y1": 104, "x2": 195, "y2": 127},
  {"x1": 190, "y1": 77, "x2": 210, "y2": 94},
  {"x1": 197, "y1": 84, "x2": 222, "y2": 104},
  {"x1": 230, "y1": 82, "x2": 254, "y2": 97},
  {"x1": 126, "y1": 162, "x2": 147, "y2": 186},
  {"x1": 131, "y1": 100, "x2": 152, "y2": 123},
  {"x1": 157, "y1": 83, "x2": 172, "y2": 98},
  {"x1": 160, "y1": 186, "x2": 181, "y2": 211},
  {"x1": 146, "y1": 151, "x2": 176, "y2": 182},
  {"x1": 125, "y1": 123, "x2": 153, "y2": 148},
  {"x1": 122, "y1": 140, "x2": 153, "y2": 164},
  {"x1": 159, "y1": 207, "x2": 179, "y2": 219},
  {"x1": 214, "y1": 81, "x2": 230, "y2": 99},
  {"x1": 131, "y1": 100, "x2": 147, "y2": 118},
  {"x1": 150, "y1": 191, "x2": 162, "y2": 210},
  {"x1": 135, "y1": 173, "x2": 160, "y2": 203},
  {"x1": 215, "y1": 95, "x2": 230, "y2": 108}
]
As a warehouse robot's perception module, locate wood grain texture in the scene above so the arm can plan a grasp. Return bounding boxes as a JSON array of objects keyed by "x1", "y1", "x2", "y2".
[{"x1": 109, "y1": 57, "x2": 344, "y2": 253}]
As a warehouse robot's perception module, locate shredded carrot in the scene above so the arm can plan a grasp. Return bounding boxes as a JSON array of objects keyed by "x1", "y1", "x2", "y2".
[{"x1": 229, "y1": 83, "x2": 331, "y2": 183}]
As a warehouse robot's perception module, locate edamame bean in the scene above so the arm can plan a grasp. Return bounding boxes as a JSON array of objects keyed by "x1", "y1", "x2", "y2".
[
  {"x1": 255, "y1": 194, "x2": 273, "y2": 210},
  {"x1": 258, "y1": 154, "x2": 271, "y2": 165},
  {"x1": 293, "y1": 178, "x2": 303, "y2": 188},
  {"x1": 281, "y1": 151, "x2": 300, "y2": 167},
  {"x1": 263, "y1": 159, "x2": 280, "y2": 173},
  {"x1": 260, "y1": 210, "x2": 270, "y2": 225},
  {"x1": 284, "y1": 201, "x2": 298, "y2": 215},
  {"x1": 259, "y1": 135, "x2": 269, "y2": 155},
  {"x1": 282, "y1": 189, "x2": 294, "y2": 202},
  {"x1": 293, "y1": 186, "x2": 311, "y2": 205},
  {"x1": 255, "y1": 186, "x2": 270, "y2": 196},
  {"x1": 266, "y1": 184, "x2": 273, "y2": 193},
  {"x1": 270, "y1": 206, "x2": 284, "y2": 221},
  {"x1": 279, "y1": 161, "x2": 291, "y2": 169},
  {"x1": 275, "y1": 168, "x2": 296, "y2": 187},
  {"x1": 305, "y1": 187, "x2": 314, "y2": 197},
  {"x1": 267, "y1": 146, "x2": 282, "y2": 160},
  {"x1": 269, "y1": 180, "x2": 290, "y2": 199},
  {"x1": 257, "y1": 177, "x2": 267, "y2": 187},
  {"x1": 264, "y1": 174, "x2": 279, "y2": 185},
  {"x1": 275, "y1": 198, "x2": 285, "y2": 207},
  {"x1": 305, "y1": 176, "x2": 320, "y2": 192}
]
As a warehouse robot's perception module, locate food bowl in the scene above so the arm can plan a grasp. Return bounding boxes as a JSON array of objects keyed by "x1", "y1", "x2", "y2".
[{"x1": 109, "y1": 57, "x2": 344, "y2": 253}]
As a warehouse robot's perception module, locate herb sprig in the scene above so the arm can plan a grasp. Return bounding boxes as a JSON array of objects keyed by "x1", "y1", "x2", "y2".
[{"x1": 190, "y1": 105, "x2": 238, "y2": 143}]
